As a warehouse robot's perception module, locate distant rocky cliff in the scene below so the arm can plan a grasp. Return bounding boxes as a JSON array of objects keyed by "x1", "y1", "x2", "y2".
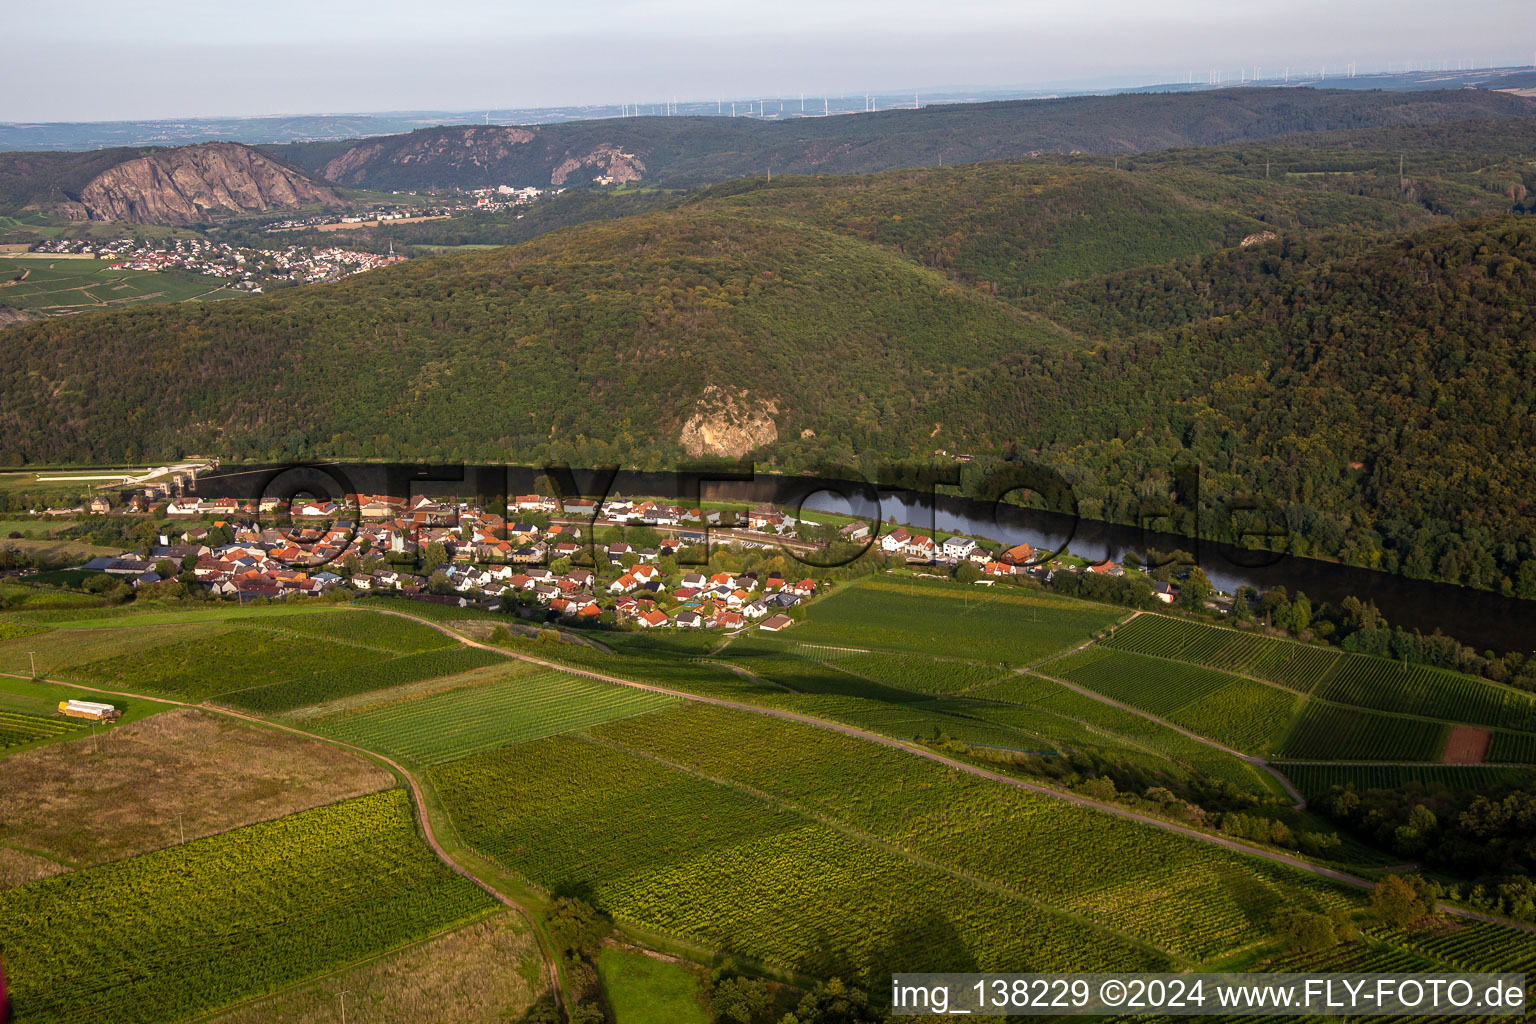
[
  {"x1": 304, "y1": 125, "x2": 647, "y2": 190},
  {"x1": 54, "y1": 143, "x2": 338, "y2": 225}
]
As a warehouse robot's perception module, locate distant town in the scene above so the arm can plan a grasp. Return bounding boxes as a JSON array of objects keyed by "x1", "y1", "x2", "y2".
[{"x1": 31, "y1": 236, "x2": 406, "y2": 291}]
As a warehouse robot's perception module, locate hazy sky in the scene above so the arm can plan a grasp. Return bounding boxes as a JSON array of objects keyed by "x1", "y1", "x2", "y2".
[{"x1": 8, "y1": 0, "x2": 1536, "y2": 121}]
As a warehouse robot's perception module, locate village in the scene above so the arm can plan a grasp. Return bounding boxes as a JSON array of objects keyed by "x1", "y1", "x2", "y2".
[
  {"x1": 30, "y1": 236, "x2": 407, "y2": 289},
  {"x1": 47, "y1": 488, "x2": 1184, "y2": 634}
]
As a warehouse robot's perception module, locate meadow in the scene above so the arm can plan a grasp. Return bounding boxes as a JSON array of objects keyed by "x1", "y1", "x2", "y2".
[
  {"x1": 0, "y1": 790, "x2": 495, "y2": 1024},
  {"x1": 1278, "y1": 702, "x2": 1448, "y2": 762},
  {"x1": 780, "y1": 577, "x2": 1126, "y2": 664},
  {"x1": 299, "y1": 664, "x2": 677, "y2": 765},
  {"x1": 597, "y1": 950, "x2": 708, "y2": 1024},
  {"x1": 1041, "y1": 647, "x2": 1301, "y2": 754}
]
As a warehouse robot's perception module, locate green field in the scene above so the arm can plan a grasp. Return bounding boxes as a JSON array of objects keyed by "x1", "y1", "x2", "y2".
[
  {"x1": 597, "y1": 950, "x2": 708, "y2": 1024},
  {"x1": 779, "y1": 577, "x2": 1126, "y2": 664},
  {"x1": 0, "y1": 255, "x2": 235, "y2": 315},
  {"x1": 1278, "y1": 702, "x2": 1448, "y2": 762},
  {"x1": 1041, "y1": 647, "x2": 1301, "y2": 754},
  {"x1": 435, "y1": 701, "x2": 1359, "y2": 975},
  {"x1": 433, "y1": 730, "x2": 1168, "y2": 978},
  {"x1": 1487, "y1": 730, "x2": 1536, "y2": 765},
  {"x1": 0, "y1": 789, "x2": 496, "y2": 1024},
  {"x1": 1277, "y1": 762, "x2": 1536, "y2": 799},
  {"x1": 0, "y1": 707, "x2": 85, "y2": 749},
  {"x1": 1100, "y1": 614, "x2": 1340, "y2": 691},
  {"x1": 805, "y1": 647, "x2": 1009, "y2": 694},
  {"x1": 65, "y1": 626, "x2": 387, "y2": 701},
  {"x1": 1314, "y1": 654, "x2": 1536, "y2": 732},
  {"x1": 299, "y1": 663, "x2": 677, "y2": 765},
  {"x1": 245, "y1": 609, "x2": 456, "y2": 653},
  {"x1": 219, "y1": 645, "x2": 506, "y2": 714}
]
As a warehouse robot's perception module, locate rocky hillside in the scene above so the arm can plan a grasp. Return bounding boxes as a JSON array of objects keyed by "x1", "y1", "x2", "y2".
[
  {"x1": 0, "y1": 142, "x2": 340, "y2": 225},
  {"x1": 264, "y1": 87, "x2": 1536, "y2": 191},
  {"x1": 53, "y1": 143, "x2": 339, "y2": 224}
]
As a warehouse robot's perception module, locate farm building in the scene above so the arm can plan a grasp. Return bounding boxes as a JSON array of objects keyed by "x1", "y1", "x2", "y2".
[
  {"x1": 58, "y1": 700, "x2": 120, "y2": 722},
  {"x1": 760, "y1": 614, "x2": 795, "y2": 632}
]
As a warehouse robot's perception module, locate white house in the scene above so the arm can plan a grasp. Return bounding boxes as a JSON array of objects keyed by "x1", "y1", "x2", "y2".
[{"x1": 942, "y1": 537, "x2": 977, "y2": 560}]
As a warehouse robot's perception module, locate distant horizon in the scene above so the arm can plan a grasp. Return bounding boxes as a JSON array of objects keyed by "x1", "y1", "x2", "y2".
[
  {"x1": 7, "y1": 0, "x2": 1536, "y2": 122},
  {"x1": 5, "y1": 63, "x2": 1535, "y2": 130}
]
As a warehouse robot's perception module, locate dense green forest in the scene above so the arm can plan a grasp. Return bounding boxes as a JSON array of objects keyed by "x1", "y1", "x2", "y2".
[{"x1": 3, "y1": 101, "x2": 1536, "y2": 598}]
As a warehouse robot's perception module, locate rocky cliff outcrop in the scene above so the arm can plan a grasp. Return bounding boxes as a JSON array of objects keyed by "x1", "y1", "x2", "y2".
[
  {"x1": 321, "y1": 126, "x2": 536, "y2": 185},
  {"x1": 549, "y1": 145, "x2": 645, "y2": 186},
  {"x1": 55, "y1": 143, "x2": 338, "y2": 225},
  {"x1": 678, "y1": 387, "x2": 779, "y2": 458}
]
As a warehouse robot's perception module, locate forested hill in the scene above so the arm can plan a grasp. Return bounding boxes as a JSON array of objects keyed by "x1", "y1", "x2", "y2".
[
  {"x1": 2, "y1": 152, "x2": 1536, "y2": 595},
  {"x1": 263, "y1": 88, "x2": 1535, "y2": 190}
]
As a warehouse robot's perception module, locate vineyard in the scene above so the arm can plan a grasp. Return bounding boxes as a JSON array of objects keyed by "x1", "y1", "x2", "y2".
[
  {"x1": 0, "y1": 620, "x2": 47, "y2": 642},
  {"x1": 1040, "y1": 648, "x2": 1300, "y2": 754},
  {"x1": 782, "y1": 578, "x2": 1126, "y2": 664},
  {"x1": 432, "y1": 731, "x2": 1165, "y2": 979},
  {"x1": 974, "y1": 676, "x2": 1278, "y2": 793},
  {"x1": 1314, "y1": 655, "x2": 1536, "y2": 732},
  {"x1": 1277, "y1": 762, "x2": 1536, "y2": 799},
  {"x1": 66, "y1": 627, "x2": 387, "y2": 701},
  {"x1": 800, "y1": 647, "x2": 1009, "y2": 694},
  {"x1": 0, "y1": 789, "x2": 496, "y2": 1024},
  {"x1": 1487, "y1": 730, "x2": 1536, "y2": 765},
  {"x1": 721, "y1": 639, "x2": 929, "y2": 704},
  {"x1": 301, "y1": 665, "x2": 677, "y2": 765},
  {"x1": 246, "y1": 609, "x2": 456, "y2": 653},
  {"x1": 437, "y1": 701, "x2": 1360, "y2": 971},
  {"x1": 1278, "y1": 703, "x2": 1447, "y2": 762},
  {"x1": 592, "y1": 705, "x2": 1359, "y2": 958},
  {"x1": 0, "y1": 708, "x2": 83, "y2": 750},
  {"x1": 1101, "y1": 615, "x2": 1340, "y2": 691},
  {"x1": 218, "y1": 645, "x2": 505, "y2": 714}
]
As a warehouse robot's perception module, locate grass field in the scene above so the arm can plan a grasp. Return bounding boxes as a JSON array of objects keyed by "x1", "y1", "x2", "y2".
[
  {"x1": 0, "y1": 790, "x2": 496, "y2": 1024},
  {"x1": 0, "y1": 708, "x2": 392, "y2": 871},
  {"x1": 0, "y1": 255, "x2": 235, "y2": 314},
  {"x1": 1278, "y1": 702, "x2": 1448, "y2": 762},
  {"x1": 299, "y1": 663, "x2": 677, "y2": 765},
  {"x1": 598, "y1": 950, "x2": 708, "y2": 1024},
  {"x1": 780, "y1": 577, "x2": 1126, "y2": 664},
  {"x1": 1041, "y1": 647, "x2": 1301, "y2": 754}
]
